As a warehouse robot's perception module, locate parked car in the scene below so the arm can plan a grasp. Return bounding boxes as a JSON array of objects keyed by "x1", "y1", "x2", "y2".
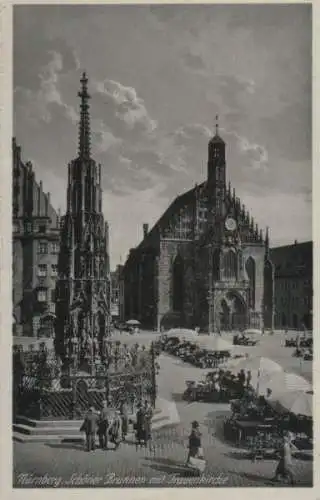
[
  {"x1": 285, "y1": 338, "x2": 297, "y2": 347},
  {"x1": 300, "y1": 337, "x2": 313, "y2": 348},
  {"x1": 233, "y1": 334, "x2": 258, "y2": 346}
]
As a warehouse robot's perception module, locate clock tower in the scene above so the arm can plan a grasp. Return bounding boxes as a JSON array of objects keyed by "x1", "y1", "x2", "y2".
[{"x1": 206, "y1": 118, "x2": 253, "y2": 333}]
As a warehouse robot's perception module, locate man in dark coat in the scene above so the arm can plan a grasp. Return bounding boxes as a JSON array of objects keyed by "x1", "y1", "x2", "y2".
[
  {"x1": 81, "y1": 407, "x2": 99, "y2": 452},
  {"x1": 98, "y1": 399, "x2": 114, "y2": 450},
  {"x1": 135, "y1": 403, "x2": 146, "y2": 448}
]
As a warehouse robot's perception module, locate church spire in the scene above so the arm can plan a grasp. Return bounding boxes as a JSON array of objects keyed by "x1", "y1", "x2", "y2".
[
  {"x1": 78, "y1": 72, "x2": 91, "y2": 159},
  {"x1": 215, "y1": 114, "x2": 219, "y2": 136},
  {"x1": 265, "y1": 226, "x2": 269, "y2": 249}
]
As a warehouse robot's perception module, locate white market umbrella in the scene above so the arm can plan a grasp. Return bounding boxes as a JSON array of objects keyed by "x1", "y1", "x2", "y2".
[
  {"x1": 257, "y1": 371, "x2": 311, "y2": 396},
  {"x1": 229, "y1": 356, "x2": 282, "y2": 376},
  {"x1": 229, "y1": 356, "x2": 283, "y2": 390},
  {"x1": 126, "y1": 319, "x2": 141, "y2": 326},
  {"x1": 269, "y1": 390, "x2": 313, "y2": 417},
  {"x1": 197, "y1": 336, "x2": 232, "y2": 352}
]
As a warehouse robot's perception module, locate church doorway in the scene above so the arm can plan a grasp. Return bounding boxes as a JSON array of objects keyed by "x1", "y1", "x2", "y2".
[
  {"x1": 219, "y1": 292, "x2": 247, "y2": 332},
  {"x1": 229, "y1": 293, "x2": 247, "y2": 331},
  {"x1": 220, "y1": 300, "x2": 230, "y2": 331}
]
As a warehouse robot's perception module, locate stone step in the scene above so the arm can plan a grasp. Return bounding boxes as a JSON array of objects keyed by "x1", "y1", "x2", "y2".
[
  {"x1": 13, "y1": 398, "x2": 179, "y2": 443},
  {"x1": 13, "y1": 416, "x2": 174, "y2": 444},
  {"x1": 15, "y1": 416, "x2": 83, "y2": 428},
  {"x1": 15, "y1": 408, "x2": 162, "y2": 429},
  {"x1": 14, "y1": 413, "x2": 170, "y2": 437},
  {"x1": 13, "y1": 423, "x2": 84, "y2": 436},
  {"x1": 13, "y1": 432, "x2": 69, "y2": 443}
]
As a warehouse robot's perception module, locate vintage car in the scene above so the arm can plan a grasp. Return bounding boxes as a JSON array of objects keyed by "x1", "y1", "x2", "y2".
[
  {"x1": 182, "y1": 376, "x2": 230, "y2": 403},
  {"x1": 285, "y1": 338, "x2": 297, "y2": 347},
  {"x1": 300, "y1": 337, "x2": 313, "y2": 348},
  {"x1": 233, "y1": 334, "x2": 258, "y2": 346},
  {"x1": 303, "y1": 349, "x2": 313, "y2": 361}
]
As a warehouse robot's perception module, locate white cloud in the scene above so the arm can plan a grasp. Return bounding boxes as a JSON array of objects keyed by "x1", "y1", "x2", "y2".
[
  {"x1": 15, "y1": 51, "x2": 78, "y2": 125},
  {"x1": 91, "y1": 118, "x2": 122, "y2": 153},
  {"x1": 93, "y1": 78, "x2": 157, "y2": 133},
  {"x1": 230, "y1": 130, "x2": 268, "y2": 171}
]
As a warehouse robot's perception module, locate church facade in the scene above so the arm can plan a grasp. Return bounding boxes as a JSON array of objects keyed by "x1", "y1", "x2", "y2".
[
  {"x1": 123, "y1": 121, "x2": 274, "y2": 332},
  {"x1": 55, "y1": 74, "x2": 111, "y2": 370}
]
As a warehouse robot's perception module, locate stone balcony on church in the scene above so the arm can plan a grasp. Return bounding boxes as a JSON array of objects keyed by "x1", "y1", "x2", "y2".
[{"x1": 212, "y1": 279, "x2": 249, "y2": 290}]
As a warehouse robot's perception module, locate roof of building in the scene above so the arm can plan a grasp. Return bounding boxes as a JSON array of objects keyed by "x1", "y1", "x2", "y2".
[{"x1": 209, "y1": 133, "x2": 225, "y2": 145}]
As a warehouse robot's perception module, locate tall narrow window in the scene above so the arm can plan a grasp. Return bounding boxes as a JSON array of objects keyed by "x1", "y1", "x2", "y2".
[
  {"x1": 245, "y1": 257, "x2": 256, "y2": 309},
  {"x1": 264, "y1": 260, "x2": 273, "y2": 329},
  {"x1": 223, "y1": 250, "x2": 237, "y2": 280},
  {"x1": 172, "y1": 255, "x2": 184, "y2": 312}
]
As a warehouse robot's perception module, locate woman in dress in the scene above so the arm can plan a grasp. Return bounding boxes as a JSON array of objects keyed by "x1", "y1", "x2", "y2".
[
  {"x1": 186, "y1": 420, "x2": 202, "y2": 464},
  {"x1": 109, "y1": 411, "x2": 123, "y2": 450}
]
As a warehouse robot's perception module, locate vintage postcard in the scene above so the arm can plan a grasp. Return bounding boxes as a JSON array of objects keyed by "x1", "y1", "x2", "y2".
[{"x1": 1, "y1": 0, "x2": 317, "y2": 496}]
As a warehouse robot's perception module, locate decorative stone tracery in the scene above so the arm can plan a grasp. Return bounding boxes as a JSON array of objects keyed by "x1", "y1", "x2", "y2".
[{"x1": 55, "y1": 74, "x2": 111, "y2": 370}]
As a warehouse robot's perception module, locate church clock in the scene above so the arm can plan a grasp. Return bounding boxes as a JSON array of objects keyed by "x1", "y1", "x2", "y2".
[{"x1": 225, "y1": 217, "x2": 237, "y2": 232}]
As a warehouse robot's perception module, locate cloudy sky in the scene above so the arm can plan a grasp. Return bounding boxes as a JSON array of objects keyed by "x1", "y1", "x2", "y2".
[{"x1": 14, "y1": 4, "x2": 311, "y2": 269}]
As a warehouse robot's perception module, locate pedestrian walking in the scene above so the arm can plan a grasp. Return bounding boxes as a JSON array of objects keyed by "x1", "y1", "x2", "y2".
[
  {"x1": 186, "y1": 421, "x2": 206, "y2": 474},
  {"x1": 109, "y1": 411, "x2": 123, "y2": 450},
  {"x1": 98, "y1": 399, "x2": 112, "y2": 450},
  {"x1": 273, "y1": 432, "x2": 298, "y2": 485},
  {"x1": 144, "y1": 399, "x2": 154, "y2": 451},
  {"x1": 135, "y1": 402, "x2": 146, "y2": 449},
  {"x1": 80, "y1": 406, "x2": 99, "y2": 452},
  {"x1": 246, "y1": 370, "x2": 252, "y2": 387}
]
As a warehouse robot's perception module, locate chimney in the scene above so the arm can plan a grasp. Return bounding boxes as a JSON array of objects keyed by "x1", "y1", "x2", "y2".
[{"x1": 143, "y1": 223, "x2": 149, "y2": 238}]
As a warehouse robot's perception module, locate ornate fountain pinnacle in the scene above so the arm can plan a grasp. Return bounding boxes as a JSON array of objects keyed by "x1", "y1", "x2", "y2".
[{"x1": 78, "y1": 72, "x2": 91, "y2": 159}]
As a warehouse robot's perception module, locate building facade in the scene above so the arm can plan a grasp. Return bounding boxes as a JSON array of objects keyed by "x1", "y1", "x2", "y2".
[
  {"x1": 271, "y1": 241, "x2": 312, "y2": 330},
  {"x1": 110, "y1": 264, "x2": 124, "y2": 322},
  {"x1": 12, "y1": 138, "x2": 61, "y2": 337},
  {"x1": 123, "y1": 121, "x2": 274, "y2": 332},
  {"x1": 55, "y1": 73, "x2": 111, "y2": 370}
]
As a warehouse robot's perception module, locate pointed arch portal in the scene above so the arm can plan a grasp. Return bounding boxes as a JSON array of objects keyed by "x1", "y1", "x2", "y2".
[{"x1": 219, "y1": 292, "x2": 247, "y2": 331}]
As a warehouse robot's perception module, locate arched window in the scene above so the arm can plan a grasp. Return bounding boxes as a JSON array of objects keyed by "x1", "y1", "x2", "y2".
[
  {"x1": 172, "y1": 255, "x2": 184, "y2": 312},
  {"x1": 264, "y1": 260, "x2": 273, "y2": 328},
  {"x1": 281, "y1": 312, "x2": 287, "y2": 327},
  {"x1": 223, "y1": 250, "x2": 237, "y2": 280},
  {"x1": 245, "y1": 257, "x2": 256, "y2": 309}
]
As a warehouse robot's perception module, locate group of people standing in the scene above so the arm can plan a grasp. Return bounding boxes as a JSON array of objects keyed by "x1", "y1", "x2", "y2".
[
  {"x1": 80, "y1": 397, "x2": 153, "y2": 452},
  {"x1": 80, "y1": 397, "x2": 128, "y2": 452}
]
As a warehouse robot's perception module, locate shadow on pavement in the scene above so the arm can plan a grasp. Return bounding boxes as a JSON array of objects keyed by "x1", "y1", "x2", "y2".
[
  {"x1": 143, "y1": 457, "x2": 197, "y2": 477},
  {"x1": 205, "y1": 410, "x2": 233, "y2": 445},
  {"x1": 223, "y1": 450, "x2": 254, "y2": 461},
  {"x1": 46, "y1": 443, "x2": 86, "y2": 451}
]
